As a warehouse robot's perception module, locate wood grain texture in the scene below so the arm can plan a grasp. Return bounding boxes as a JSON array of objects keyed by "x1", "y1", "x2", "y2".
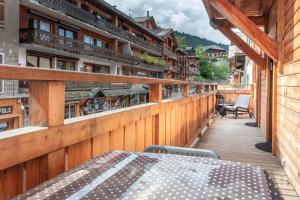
[{"x1": 0, "y1": 65, "x2": 217, "y2": 86}]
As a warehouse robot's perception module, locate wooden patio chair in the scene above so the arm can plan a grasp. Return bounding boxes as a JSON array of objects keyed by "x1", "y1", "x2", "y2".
[{"x1": 225, "y1": 94, "x2": 251, "y2": 119}]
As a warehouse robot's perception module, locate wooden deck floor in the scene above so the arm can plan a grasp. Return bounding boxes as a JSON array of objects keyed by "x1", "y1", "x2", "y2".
[{"x1": 195, "y1": 116, "x2": 299, "y2": 200}]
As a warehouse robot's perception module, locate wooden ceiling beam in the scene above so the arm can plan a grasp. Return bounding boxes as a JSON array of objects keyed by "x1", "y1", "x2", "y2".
[
  {"x1": 260, "y1": 0, "x2": 274, "y2": 15},
  {"x1": 217, "y1": 25, "x2": 265, "y2": 67},
  {"x1": 203, "y1": 0, "x2": 214, "y2": 19},
  {"x1": 211, "y1": 16, "x2": 265, "y2": 28},
  {"x1": 209, "y1": 0, "x2": 278, "y2": 62}
]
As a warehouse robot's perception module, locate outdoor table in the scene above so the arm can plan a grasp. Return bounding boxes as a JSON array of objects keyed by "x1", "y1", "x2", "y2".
[{"x1": 15, "y1": 151, "x2": 282, "y2": 200}]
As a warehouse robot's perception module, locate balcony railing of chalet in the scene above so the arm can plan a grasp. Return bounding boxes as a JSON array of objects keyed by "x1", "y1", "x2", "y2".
[
  {"x1": 0, "y1": 65, "x2": 217, "y2": 199},
  {"x1": 20, "y1": 29, "x2": 165, "y2": 71},
  {"x1": 163, "y1": 48, "x2": 177, "y2": 59},
  {"x1": 29, "y1": 0, "x2": 163, "y2": 55},
  {"x1": 20, "y1": 28, "x2": 140, "y2": 65}
]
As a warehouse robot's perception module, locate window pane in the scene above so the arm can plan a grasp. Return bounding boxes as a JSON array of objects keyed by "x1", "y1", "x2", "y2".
[
  {"x1": 95, "y1": 39, "x2": 103, "y2": 47},
  {"x1": 59, "y1": 28, "x2": 65, "y2": 37},
  {"x1": 0, "y1": 80, "x2": 3, "y2": 93},
  {"x1": 27, "y1": 55, "x2": 38, "y2": 67},
  {"x1": 40, "y1": 21, "x2": 50, "y2": 32},
  {"x1": 84, "y1": 35, "x2": 92, "y2": 44},
  {"x1": 57, "y1": 60, "x2": 65, "y2": 70},
  {"x1": 66, "y1": 30, "x2": 74, "y2": 39},
  {"x1": 39, "y1": 57, "x2": 51, "y2": 69},
  {"x1": 0, "y1": 53, "x2": 3, "y2": 64},
  {"x1": 66, "y1": 61, "x2": 75, "y2": 71}
]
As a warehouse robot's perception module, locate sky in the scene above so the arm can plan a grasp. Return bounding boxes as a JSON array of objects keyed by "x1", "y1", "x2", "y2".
[{"x1": 105, "y1": 0, "x2": 230, "y2": 44}]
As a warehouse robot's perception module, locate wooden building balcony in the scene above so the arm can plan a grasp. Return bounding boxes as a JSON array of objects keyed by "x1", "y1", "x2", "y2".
[
  {"x1": 163, "y1": 47, "x2": 177, "y2": 60},
  {"x1": 19, "y1": 28, "x2": 164, "y2": 71},
  {"x1": 23, "y1": 0, "x2": 163, "y2": 55}
]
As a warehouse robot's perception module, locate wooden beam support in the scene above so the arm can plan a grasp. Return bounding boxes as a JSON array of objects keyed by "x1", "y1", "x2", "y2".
[
  {"x1": 181, "y1": 84, "x2": 190, "y2": 97},
  {"x1": 211, "y1": 16, "x2": 265, "y2": 28},
  {"x1": 217, "y1": 26, "x2": 265, "y2": 67},
  {"x1": 29, "y1": 81, "x2": 65, "y2": 127},
  {"x1": 203, "y1": 0, "x2": 214, "y2": 19},
  {"x1": 149, "y1": 84, "x2": 162, "y2": 103},
  {"x1": 209, "y1": 0, "x2": 278, "y2": 62}
]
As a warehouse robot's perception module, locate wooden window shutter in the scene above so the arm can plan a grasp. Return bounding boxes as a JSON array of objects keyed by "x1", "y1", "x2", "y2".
[{"x1": 0, "y1": 0, "x2": 4, "y2": 28}]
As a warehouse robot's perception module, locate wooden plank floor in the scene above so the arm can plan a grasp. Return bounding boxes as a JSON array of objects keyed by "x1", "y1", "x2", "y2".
[{"x1": 195, "y1": 116, "x2": 299, "y2": 200}]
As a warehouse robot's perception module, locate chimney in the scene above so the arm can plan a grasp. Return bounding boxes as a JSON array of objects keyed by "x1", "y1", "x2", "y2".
[{"x1": 147, "y1": 11, "x2": 150, "y2": 18}]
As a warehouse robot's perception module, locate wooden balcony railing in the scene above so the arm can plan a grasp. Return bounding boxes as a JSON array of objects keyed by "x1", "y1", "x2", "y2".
[
  {"x1": 28, "y1": 0, "x2": 163, "y2": 55},
  {"x1": 20, "y1": 29, "x2": 165, "y2": 71},
  {"x1": 20, "y1": 28, "x2": 140, "y2": 65},
  {"x1": 0, "y1": 65, "x2": 217, "y2": 199},
  {"x1": 163, "y1": 48, "x2": 177, "y2": 60}
]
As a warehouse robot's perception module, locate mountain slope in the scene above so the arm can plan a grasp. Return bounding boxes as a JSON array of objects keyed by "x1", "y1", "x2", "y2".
[{"x1": 175, "y1": 31, "x2": 229, "y2": 51}]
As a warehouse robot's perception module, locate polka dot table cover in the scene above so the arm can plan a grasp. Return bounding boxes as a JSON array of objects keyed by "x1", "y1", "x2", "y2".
[{"x1": 14, "y1": 151, "x2": 282, "y2": 200}]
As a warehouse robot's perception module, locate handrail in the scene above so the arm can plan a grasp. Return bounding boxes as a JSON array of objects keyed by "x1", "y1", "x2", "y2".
[
  {"x1": 29, "y1": 0, "x2": 163, "y2": 55},
  {"x1": 0, "y1": 65, "x2": 217, "y2": 86}
]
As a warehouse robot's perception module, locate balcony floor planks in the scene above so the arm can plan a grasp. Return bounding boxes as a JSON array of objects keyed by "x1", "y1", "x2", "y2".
[{"x1": 196, "y1": 116, "x2": 300, "y2": 200}]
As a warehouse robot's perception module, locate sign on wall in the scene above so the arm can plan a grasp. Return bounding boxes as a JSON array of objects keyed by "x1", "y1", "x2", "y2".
[{"x1": 0, "y1": 106, "x2": 13, "y2": 115}]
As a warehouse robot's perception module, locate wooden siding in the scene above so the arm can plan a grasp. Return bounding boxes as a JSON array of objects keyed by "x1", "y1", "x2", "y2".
[{"x1": 276, "y1": 0, "x2": 300, "y2": 195}]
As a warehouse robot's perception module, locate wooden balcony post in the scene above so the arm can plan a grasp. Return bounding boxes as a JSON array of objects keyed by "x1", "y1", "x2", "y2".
[
  {"x1": 29, "y1": 81, "x2": 65, "y2": 127},
  {"x1": 149, "y1": 84, "x2": 162, "y2": 103},
  {"x1": 181, "y1": 84, "x2": 189, "y2": 97}
]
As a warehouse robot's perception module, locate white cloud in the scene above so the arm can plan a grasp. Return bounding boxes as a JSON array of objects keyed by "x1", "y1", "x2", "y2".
[{"x1": 105, "y1": 0, "x2": 230, "y2": 44}]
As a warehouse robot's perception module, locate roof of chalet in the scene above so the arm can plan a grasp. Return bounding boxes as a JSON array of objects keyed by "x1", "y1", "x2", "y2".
[
  {"x1": 88, "y1": 0, "x2": 163, "y2": 41},
  {"x1": 134, "y1": 16, "x2": 152, "y2": 22},
  {"x1": 205, "y1": 45, "x2": 226, "y2": 52},
  {"x1": 156, "y1": 28, "x2": 173, "y2": 37},
  {"x1": 66, "y1": 87, "x2": 148, "y2": 101}
]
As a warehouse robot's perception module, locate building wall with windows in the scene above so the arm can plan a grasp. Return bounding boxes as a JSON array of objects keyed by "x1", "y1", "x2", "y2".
[{"x1": 0, "y1": 0, "x2": 20, "y2": 96}]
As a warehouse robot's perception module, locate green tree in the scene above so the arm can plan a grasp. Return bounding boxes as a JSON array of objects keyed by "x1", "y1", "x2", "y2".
[
  {"x1": 176, "y1": 36, "x2": 187, "y2": 48},
  {"x1": 195, "y1": 46, "x2": 213, "y2": 80},
  {"x1": 195, "y1": 46, "x2": 229, "y2": 81}
]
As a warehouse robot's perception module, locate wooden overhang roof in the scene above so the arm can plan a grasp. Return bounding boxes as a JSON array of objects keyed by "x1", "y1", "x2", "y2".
[
  {"x1": 203, "y1": 0, "x2": 274, "y2": 19},
  {"x1": 202, "y1": 0, "x2": 279, "y2": 66}
]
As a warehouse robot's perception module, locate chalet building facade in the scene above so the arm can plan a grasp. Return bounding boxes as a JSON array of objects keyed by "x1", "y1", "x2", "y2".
[
  {"x1": 134, "y1": 14, "x2": 202, "y2": 81},
  {"x1": 0, "y1": 0, "x2": 169, "y2": 131},
  {"x1": 134, "y1": 14, "x2": 178, "y2": 79},
  {"x1": 176, "y1": 47, "x2": 200, "y2": 81},
  {"x1": 205, "y1": 45, "x2": 227, "y2": 58}
]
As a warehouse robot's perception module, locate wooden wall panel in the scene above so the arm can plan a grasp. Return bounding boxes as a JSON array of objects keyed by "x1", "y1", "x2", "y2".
[
  {"x1": 92, "y1": 132, "x2": 110, "y2": 158},
  {"x1": 145, "y1": 117, "x2": 154, "y2": 147},
  {"x1": 25, "y1": 156, "x2": 48, "y2": 190},
  {"x1": 67, "y1": 140, "x2": 92, "y2": 170},
  {"x1": 110, "y1": 127, "x2": 125, "y2": 151},
  {"x1": 136, "y1": 119, "x2": 145, "y2": 152},
  {"x1": 124, "y1": 123, "x2": 136, "y2": 152},
  {"x1": 48, "y1": 149, "x2": 66, "y2": 179},
  {"x1": 165, "y1": 110, "x2": 171, "y2": 146},
  {"x1": 0, "y1": 164, "x2": 23, "y2": 200}
]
